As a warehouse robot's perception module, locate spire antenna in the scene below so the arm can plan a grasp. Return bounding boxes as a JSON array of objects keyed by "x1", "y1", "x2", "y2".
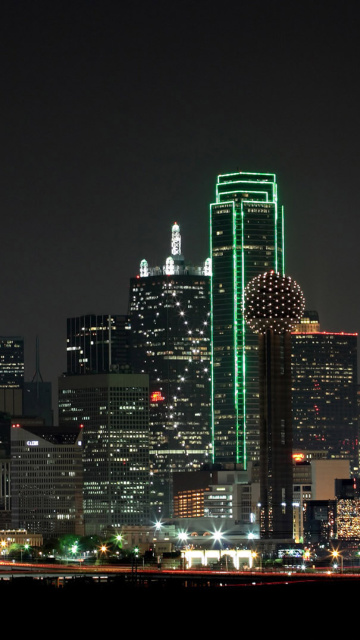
[{"x1": 171, "y1": 222, "x2": 181, "y2": 256}]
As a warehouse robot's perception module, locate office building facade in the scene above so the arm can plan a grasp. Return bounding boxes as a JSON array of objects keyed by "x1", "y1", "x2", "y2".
[
  {"x1": 58, "y1": 373, "x2": 149, "y2": 534},
  {"x1": 0, "y1": 337, "x2": 24, "y2": 415},
  {"x1": 210, "y1": 172, "x2": 284, "y2": 466},
  {"x1": 292, "y1": 324, "x2": 358, "y2": 474},
  {"x1": 0, "y1": 337, "x2": 24, "y2": 388},
  {"x1": 11, "y1": 424, "x2": 84, "y2": 536},
  {"x1": 129, "y1": 223, "x2": 211, "y2": 517},
  {"x1": 66, "y1": 314, "x2": 131, "y2": 374}
]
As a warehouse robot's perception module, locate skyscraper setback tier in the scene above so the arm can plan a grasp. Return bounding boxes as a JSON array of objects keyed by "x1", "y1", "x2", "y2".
[
  {"x1": 291, "y1": 331, "x2": 358, "y2": 474},
  {"x1": 129, "y1": 223, "x2": 211, "y2": 517},
  {"x1": 66, "y1": 314, "x2": 130, "y2": 374},
  {"x1": 210, "y1": 171, "x2": 284, "y2": 467}
]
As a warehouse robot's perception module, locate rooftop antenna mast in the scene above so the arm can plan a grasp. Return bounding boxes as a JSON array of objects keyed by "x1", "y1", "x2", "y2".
[{"x1": 31, "y1": 336, "x2": 43, "y2": 398}]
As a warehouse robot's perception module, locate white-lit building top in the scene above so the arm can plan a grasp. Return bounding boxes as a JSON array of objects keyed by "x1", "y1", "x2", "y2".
[{"x1": 139, "y1": 223, "x2": 211, "y2": 277}]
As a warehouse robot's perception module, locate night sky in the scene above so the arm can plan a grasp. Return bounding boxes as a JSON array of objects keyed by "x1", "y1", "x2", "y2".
[{"x1": 1, "y1": 0, "x2": 360, "y2": 404}]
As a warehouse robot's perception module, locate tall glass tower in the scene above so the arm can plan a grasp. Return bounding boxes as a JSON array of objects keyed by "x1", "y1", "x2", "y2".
[
  {"x1": 210, "y1": 171, "x2": 284, "y2": 467},
  {"x1": 129, "y1": 223, "x2": 211, "y2": 518}
]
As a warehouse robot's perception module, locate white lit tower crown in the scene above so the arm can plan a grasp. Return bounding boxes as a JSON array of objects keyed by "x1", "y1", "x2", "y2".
[
  {"x1": 139, "y1": 222, "x2": 211, "y2": 277},
  {"x1": 245, "y1": 270, "x2": 305, "y2": 540}
]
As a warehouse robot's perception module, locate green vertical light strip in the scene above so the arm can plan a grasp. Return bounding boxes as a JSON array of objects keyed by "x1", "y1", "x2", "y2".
[
  {"x1": 282, "y1": 205, "x2": 285, "y2": 275},
  {"x1": 210, "y1": 203, "x2": 215, "y2": 464},
  {"x1": 232, "y1": 202, "x2": 239, "y2": 465},
  {"x1": 211, "y1": 171, "x2": 283, "y2": 468},
  {"x1": 240, "y1": 201, "x2": 246, "y2": 468},
  {"x1": 274, "y1": 204, "x2": 278, "y2": 273},
  {"x1": 273, "y1": 176, "x2": 278, "y2": 273}
]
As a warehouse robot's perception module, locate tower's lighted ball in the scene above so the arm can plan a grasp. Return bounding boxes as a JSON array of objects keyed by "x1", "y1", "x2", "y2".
[{"x1": 244, "y1": 271, "x2": 305, "y2": 334}]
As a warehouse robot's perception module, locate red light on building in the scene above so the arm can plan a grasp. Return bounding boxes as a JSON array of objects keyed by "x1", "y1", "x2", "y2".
[
  {"x1": 293, "y1": 453, "x2": 305, "y2": 462},
  {"x1": 150, "y1": 391, "x2": 165, "y2": 403}
]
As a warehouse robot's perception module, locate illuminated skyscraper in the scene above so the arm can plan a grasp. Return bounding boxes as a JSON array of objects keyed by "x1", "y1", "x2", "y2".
[
  {"x1": 129, "y1": 223, "x2": 211, "y2": 517},
  {"x1": 210, "y1": 172, "x2": 284, "y2": 467},
  {"x1": 58, "y1": 373, "x2": 149, "y2": 534},
  {"x1": 292, "y1": 314, "x2": 358, "y2": 474}
]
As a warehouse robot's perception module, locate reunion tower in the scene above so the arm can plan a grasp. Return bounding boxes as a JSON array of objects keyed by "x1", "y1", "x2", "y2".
[{"x1": 245, "y1": 270, "x2": 305, "y2": 540}]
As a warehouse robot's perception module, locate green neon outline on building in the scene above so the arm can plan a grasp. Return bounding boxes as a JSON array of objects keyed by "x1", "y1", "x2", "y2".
[{"x1": 210, "y1": 171, "x2": 284, "y2": 467}]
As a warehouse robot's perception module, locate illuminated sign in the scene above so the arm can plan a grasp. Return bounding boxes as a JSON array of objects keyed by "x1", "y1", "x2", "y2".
[
  {"x1": 150, "y1": 391, "x2": 165, "y2": 403},
  {"x1": 26, "y1": 441, "x2": 39, "y2": 446},
  {"x1": 292, "y1": 453, "x2": 305, "y2": 462}
]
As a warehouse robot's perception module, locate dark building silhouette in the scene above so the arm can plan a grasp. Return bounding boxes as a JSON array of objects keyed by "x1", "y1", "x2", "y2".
[
  {"x1": 303, "y1": 499, "x2": 337, "y2": 545},
  {"x1": 23, "y1": 382, "x2": 53, "y2": 426},
  {"x1": 23, "y1": 337, "x2": 53, "y2": 426},
  {"x1": 66, "y1": 314, "x2": 131, "y2": 374},
  {"x1": 0, "y1": 412, "x2": 11, "y2": 529},
  {"x1": 245, "y1": 270, "x2": 305, "y2": 539}
]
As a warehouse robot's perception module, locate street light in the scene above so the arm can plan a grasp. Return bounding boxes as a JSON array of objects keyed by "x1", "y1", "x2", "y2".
[
  {"x1": 1, "y1": 540, "x2": 7, "y2": 560},
  {"x1": 21, "y1": 544, "x2": 30, "y2": 562},
  {"x1": 331, "y1": 549, "x2": 343, "y2": 573},
  {"x1": 178, "y1": 531, "x2": 188, "y2": 544}
]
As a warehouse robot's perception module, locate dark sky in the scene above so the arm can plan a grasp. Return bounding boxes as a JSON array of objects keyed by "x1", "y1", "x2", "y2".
[{"x1": 1, "y1": 0, "x2": 360, "y2": 398}]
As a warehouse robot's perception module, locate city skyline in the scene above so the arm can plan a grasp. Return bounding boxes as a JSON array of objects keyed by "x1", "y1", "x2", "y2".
[{"x1": 1, "y1": 1, "x2": 360, "y2": 393}]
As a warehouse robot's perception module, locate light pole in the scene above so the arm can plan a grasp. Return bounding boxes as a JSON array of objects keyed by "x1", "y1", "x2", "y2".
[{"x1": 331, "y1": 549, "x2": 343, "y2": 573}]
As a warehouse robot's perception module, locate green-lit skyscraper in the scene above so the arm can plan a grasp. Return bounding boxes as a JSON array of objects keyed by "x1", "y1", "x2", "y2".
[{"x1": 210, "y1": 171, "x2": 284, "y2": 466}]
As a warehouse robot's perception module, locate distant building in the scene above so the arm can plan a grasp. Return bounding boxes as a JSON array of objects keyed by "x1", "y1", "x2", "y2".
[
  {"x1": 0, "y1": 337, "x2": 24, "y2": 388},
  {"x1": 23, "y1": 382, "x2": 53, "y2": 426},
  {"x1": 58, "y1": 373, "x2": 150, "y2": 535},
  {"x1": 292, "y1": 310, "x2": 320, "y2": 334},
  {"x1": 293, "y1": 456, "x2": 350, "y2": 542},
  {"x1": 129, "y1": 223, "x2": 211, "y2": 517},
  {"x1": 303, "y1": 500, "x2": 337, "y2": 545},
  {"x1": 0, "y1": 412, "x2": 11, "y2": 529},
  {"x1": 311, "y1": 459, "x2": 350, "y2": 499},
  {"x1": 23, "y1": 338, "x2": 53, "y2": 426},
  {"x1": 0, "y1": 337, "x2": 24, "y2": 415},
  {"x1": 66, "y1": 314, "x2": 131, "y2": 374},
  {"x1": 172, "y1": 467, "x2": 259, "y2": 533},
  {"x1": 11, "y1": 424, "x2": 84, "y2": 536},
  {"x1": 335, "y1": 478, "x2": 360, "y2": 540},
  {"x1": 292, "y1": 317, "x2": 358, "y2": 473}
]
